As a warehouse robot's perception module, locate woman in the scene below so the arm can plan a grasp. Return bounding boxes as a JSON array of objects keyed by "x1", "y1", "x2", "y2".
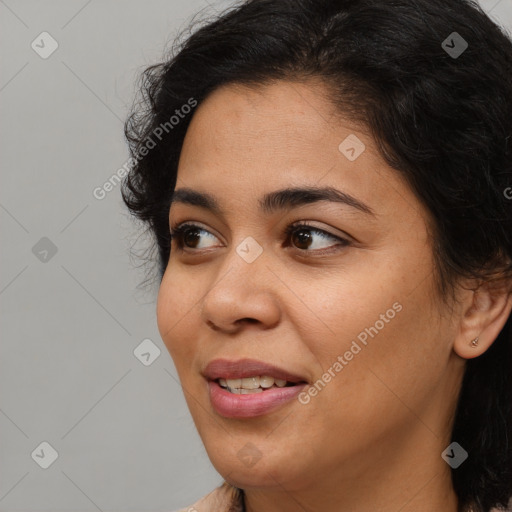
[{"x1": 121, "y1": 0, "x2": 512, "y2": 511}]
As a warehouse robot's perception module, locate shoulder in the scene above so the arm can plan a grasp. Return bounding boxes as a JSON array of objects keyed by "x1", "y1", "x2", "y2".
[{"x1": 171, "y1": 481, "x2": 243, "y2": 512}]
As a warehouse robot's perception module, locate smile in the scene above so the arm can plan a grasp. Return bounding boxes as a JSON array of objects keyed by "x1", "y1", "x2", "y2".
[
  {"x1": 202, "y1": 358, "x2": 309, "y2": 418},
  {"x1": 208, "y1": 379, "x2": 307, "y2": 418},
  {"x1": 218, "y1": 375, "x2": 296, "y2": 394}
]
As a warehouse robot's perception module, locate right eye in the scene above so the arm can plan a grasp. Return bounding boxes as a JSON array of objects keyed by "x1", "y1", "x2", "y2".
[{"x1": 170, "y1": 223, "x2": 221, "y2": 252}]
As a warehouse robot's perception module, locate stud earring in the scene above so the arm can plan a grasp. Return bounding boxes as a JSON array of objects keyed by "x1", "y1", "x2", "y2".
[{"x1": 470, "y1": 337, "x2": 479, "y2": 347}]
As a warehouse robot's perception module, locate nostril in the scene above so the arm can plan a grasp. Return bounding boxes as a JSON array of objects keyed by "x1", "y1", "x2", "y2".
[{"x1": 236, "y1": 318, "x2": 259, "y2": 326}]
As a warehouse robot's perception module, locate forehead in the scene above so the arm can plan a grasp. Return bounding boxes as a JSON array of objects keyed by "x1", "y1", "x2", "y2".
[
  {"x1": 174, "y1": 81, "x2": 416, "y2": 222},
  {"x1": 180, "y1": 80, "x2": 345, "y2": 166}
]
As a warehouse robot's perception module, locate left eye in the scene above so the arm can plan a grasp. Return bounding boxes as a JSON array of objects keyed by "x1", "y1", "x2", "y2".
[
  {"x1": 283, "y1": 223, "x2": 348, "y2": 252},
  {"x1": 169, "y1": 222, "x2": 349, "y2": 253}
]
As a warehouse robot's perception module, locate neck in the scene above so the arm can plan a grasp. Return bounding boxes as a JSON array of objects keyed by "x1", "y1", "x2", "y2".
[{"x1": 242, "y1": 471, "x2": 459, "y2": 512}]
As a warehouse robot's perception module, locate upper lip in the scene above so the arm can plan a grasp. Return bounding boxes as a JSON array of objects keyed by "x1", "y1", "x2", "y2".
[{"x1": 202, "y1": 358, "x2": 308, "y2": 383}]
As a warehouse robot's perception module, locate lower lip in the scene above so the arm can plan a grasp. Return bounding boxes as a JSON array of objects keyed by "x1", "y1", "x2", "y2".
[{"x1": 208, "y1": 380, "x2": 307, "y2": 418}]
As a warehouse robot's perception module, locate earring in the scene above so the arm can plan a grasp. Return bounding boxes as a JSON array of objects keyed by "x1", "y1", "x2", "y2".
[{"x1": 470, "y1": 337, "x2": 479, "y2": 347}]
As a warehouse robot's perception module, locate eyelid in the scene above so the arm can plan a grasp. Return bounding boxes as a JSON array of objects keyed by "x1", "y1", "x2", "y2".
[
  {"x1": 170, "y1": 220, "x2": 348, "y2": 239},
  {"x1": 169, "y1": 220, "x2": 351, "y2": 254},
  {"x1": 286, "y1": 220, "x2": 351, "y2": 242},
  {"x1": 170, "y1": 221, "x2": 223, "y2": 242}
]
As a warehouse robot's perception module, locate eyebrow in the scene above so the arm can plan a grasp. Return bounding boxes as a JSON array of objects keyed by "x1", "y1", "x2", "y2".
[{"x1": 169, "y1": 186, "x2": 375, "y2": 217}]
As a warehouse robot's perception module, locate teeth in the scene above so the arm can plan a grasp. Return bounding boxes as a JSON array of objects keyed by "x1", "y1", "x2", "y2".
[
  {"x1": 241, "y1": 376, "x2": 260, "y2": 389},
  {"x1": 218, "y1": 375, "x2": 293, "y2": 391},
  {"x1": 225, "y1": 378, "x2": 241, "y2": 388},
  {"x1": 259, "y1": 376, "x2": 275, "y2": 388},
  {"x1": 220, "y1": 387, "x2": 263, "y2": 394}
]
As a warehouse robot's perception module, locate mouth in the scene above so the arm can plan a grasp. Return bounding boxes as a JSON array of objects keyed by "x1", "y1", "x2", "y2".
[
  {"x1": 203, "y1": 358, "x2": 308, "y2": 418},
  {"x1": 202, "y1": 357, "x2": 308, "y2": 387},
  {"x1": 215, "y1": 375, "x2": 302, "y2": 394}
]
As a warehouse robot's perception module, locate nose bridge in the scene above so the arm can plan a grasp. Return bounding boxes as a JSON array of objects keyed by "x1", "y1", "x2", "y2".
[
  {"x1": 207, "y1": 234, "x2": 267, "y2": 300},
  {"x1": 213, "y1": 213, "x2": 269, "y2": 276},
  {"x1": 200, "y1": 236, "x2": 281, "y2": 330}
]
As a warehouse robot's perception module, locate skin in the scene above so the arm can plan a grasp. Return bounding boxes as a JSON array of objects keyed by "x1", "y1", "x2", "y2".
[{"x1": 156, "y1": 80, "x2": 512, "y2": 512}]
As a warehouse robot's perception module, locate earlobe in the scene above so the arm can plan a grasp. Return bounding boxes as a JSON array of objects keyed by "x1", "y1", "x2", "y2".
[
  {"x1": 453, "y1": 281, "x2": 512, "y2": 360},
  {"x1": 455, "y1": 334, "x2": 489, "y2": 360}
]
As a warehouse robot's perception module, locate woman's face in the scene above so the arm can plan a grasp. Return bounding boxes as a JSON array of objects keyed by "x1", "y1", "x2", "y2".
[{"x1": 157, "y1": 81, "x2": 465, "y2": 496}]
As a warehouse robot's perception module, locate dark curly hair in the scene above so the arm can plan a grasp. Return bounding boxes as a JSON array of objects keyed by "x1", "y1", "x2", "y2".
[{"x1": 121, "y1": 0, "x2": 512, "y2": 510}]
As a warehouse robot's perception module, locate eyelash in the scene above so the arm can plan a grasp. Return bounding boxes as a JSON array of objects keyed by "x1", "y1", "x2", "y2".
[{"x1": 169, "y1": 221, "x2": 350, "y2": 256}]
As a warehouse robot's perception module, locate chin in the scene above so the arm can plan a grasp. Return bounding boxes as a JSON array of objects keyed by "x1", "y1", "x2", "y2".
[{"x1": 206, "y1": 442, "x2": 307, "y2": 490}]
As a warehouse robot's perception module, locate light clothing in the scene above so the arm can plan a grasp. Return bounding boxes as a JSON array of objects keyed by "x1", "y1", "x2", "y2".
[
  {"x1": 173, "y1": 482, "x2": 243, "y2": 512},
  {"x1": 172, "y1": 483, "x2": 512, "y2": 512}
]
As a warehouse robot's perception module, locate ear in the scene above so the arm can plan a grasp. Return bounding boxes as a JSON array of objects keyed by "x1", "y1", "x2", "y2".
[{"x1": 453, "y1": 277, "x2": 512, "y2": 360}]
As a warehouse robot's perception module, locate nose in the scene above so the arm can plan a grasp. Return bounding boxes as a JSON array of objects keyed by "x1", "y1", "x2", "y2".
[{"x1": 200, "y1": 247, "x2": 282, "y2": 334}]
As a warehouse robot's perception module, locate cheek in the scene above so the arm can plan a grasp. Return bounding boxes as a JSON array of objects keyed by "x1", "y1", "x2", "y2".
[
  {"x1": 284, "y1": 266, "x2": 402, "y2": 357},
  {"x1": 312, "y1": 276, "x2": 446, "y2": 421},
  {"x1": 156, "y1": 269, "x2": 200, "y2": 362},
  {"x1": 294, "y1": 250, "x2": 445, "y2": 399}
]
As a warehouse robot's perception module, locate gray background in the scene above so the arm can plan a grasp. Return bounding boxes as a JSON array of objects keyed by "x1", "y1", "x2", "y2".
[{"x1": 1, "y1": 0, "x2": 511, "y2": 510}]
